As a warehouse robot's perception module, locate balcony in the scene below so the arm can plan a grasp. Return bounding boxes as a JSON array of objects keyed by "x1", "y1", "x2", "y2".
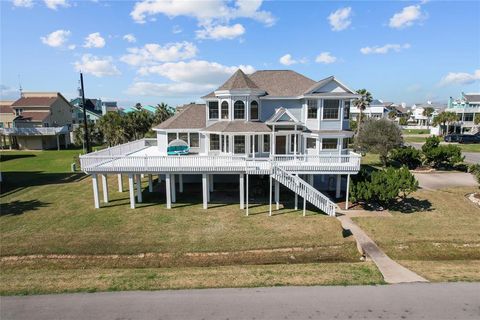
[{"x1": 80, "y1": 139, "x2": 361, "y2": 175}]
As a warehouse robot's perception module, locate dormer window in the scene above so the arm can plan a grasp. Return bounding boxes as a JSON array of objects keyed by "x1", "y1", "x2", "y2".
[
  {"x1": 221, "y1": 101, "x2": 229, "y2": 119},
  {"x1": 208, "y1": 101, "x2": 219, "y2": 119},
  {"x1": 234, "y1": 100, "x2": 245, "y2": 120},
  {"x1": 250, "y1": 101, "x2": 259, "y2": 120}
]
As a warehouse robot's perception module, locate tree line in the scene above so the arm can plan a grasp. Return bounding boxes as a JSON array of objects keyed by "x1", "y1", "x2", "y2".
[{"x1": 74, "y1": 103, "x2": 174, "y2": 147}]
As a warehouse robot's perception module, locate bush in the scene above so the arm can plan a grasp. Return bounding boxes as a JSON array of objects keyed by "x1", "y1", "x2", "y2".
[
  {"x1": 423, "y1": 146, "x2": 464, "y2": 169},
  {"x1": 390, "y1": 146, "x2": 422, "y2": 169},
  {"x1": 350, "y1": 167, "x2": 419, "y2": 208},
  {"x1": 469, "y1": 164, "x2": 480, "y2": 189},
  {"x1": 399, "y1": 117, "x2": 408, "y2": 125}
]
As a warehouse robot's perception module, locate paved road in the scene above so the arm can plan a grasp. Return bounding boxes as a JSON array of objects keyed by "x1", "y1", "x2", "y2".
[
  {"x1": 414, "y1": 171, "x2": 477, "y2": 190},
  {"x1": 407, "y1": 142, "x2": 479, "y2": 164},
  {"x1": 2, "y1": 283, "x2": 479, "y2": 320}
]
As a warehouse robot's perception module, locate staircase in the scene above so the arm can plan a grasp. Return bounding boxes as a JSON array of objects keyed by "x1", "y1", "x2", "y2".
[
  {"x1": 472, "y1": 125, "x2": 479, "y2": 135},
  {"x1": 271, "y1": 165, "x2": 337, "y2": 216}
]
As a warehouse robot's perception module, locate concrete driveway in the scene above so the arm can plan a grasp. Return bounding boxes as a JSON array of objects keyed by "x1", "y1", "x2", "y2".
[
  {"x1": 2, "y1": 283, "x2": 480, "y2": 320},
  {"x1": 414, "y1": 171, "x2": 477, "y2": 190}
]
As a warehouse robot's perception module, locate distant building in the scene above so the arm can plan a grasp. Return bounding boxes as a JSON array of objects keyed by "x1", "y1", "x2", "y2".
[
  {"x1": 349, "y1": 99, "x2": 393, "y2": 120},
  {"x1": 122, "y1": 104, "x2": 157, "y2": 114},
  {"x1": 0, "y1": 92, "x2": 72, "y2": 150},
  {"x1": 70, "y1": 98, "x2": 118, "y2": 125},
  {"x1": 409, "y1": 102, "x2": 445, "y2": 127},
  {"x1": 0, "y1": 100, "x2": 15, "y2": 129},
  {"x1": 447, "y1": 92, "x2": 480, "y2": 133}
]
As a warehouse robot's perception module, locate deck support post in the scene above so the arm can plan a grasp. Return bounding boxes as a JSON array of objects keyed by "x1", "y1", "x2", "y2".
[
  {"x1": 336, "y1": 174, "x2": 341, "y2": 199},
  {"x1": 165, "y1": 174, "x2": 171, "y2": 209},
  {"x1": 179, "y1": 174, "x2": 183, "y2": 193},
  {"x1": 171, "y1": 174, "x2": 176, "y2": 203},
  {"x1": 101, "y1": 174, "x2": 109, "y2": 203},
  {"x1": 345, "y1": 174, "x2": 350, "y2": 210},
  {"x1": 56, "y1": 134, "x2": 60, "y2": 151},
  {"x1": 269, "y1": 174, "x2": 273, "y2": 216},
  {"x1": 148, "y1": 174, "x2": 153, "y2": 192},
  {"x1": 158, "y1": 174, "x2": 162, "y2": 184},
  {"x1": 128, "y1": 174, "x2": 135, "y2": 209},
  {"x1": 209, "y1": 174, "x2": 214, "y2": 192},
  {"x1": 294, "y1": 174, "x2": 298, "y2": 211},
  {"x1": 246, "y1": 173, "x2": 249, "y2": 216},
  {"x1": 136, "y1": 174, "x2": 142, "y2": 203},
  {"x1": 117, "y1": 174, "x2": 123, "y2": 192},
  {"x1": 275, "y1": 180, "x2": 279, "y2": 210},
  {"x1": 202, "y1": 173, "x2": 208, "y2": 209},
  {"x1": 239, "y1": 174, "x2": 244, "y2": 209},
  {"x1": 92, "y1": 174, "x2": 100, "y2": 209},
  {"x1": 308, "y1": 174, "x2": 314, "y2": 185},
  {"x1": 303, "y1": 196, "x2": 306, "y2": 217}
]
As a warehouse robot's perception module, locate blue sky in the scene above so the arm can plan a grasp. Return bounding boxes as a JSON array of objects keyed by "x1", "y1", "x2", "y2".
[{"x1": 1, "y1": 0, "x2": 479, "y2": 108}]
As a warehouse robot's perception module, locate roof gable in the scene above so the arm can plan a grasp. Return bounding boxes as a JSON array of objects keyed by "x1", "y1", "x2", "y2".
[
  {"x1": 266, "y1": 107, "x2": 301, "y2": 124},
  {"x1": 305, "y1": 76, "x2": 355, "y2": 95},
  {"x1": 217, "y1": 69, "x2": 259, "y2": 91}
]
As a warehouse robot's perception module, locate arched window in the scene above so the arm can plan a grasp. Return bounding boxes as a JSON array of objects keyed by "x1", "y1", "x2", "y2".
[
  {"x1": 250, "y1": 101, "x2": 259, "y2": 120},
  {"x1": 234, "y1": 100, "x2": 245, "y2": 119},
  {"x1": 221, "y1": 101, "x2": 229, "y2": 119}
]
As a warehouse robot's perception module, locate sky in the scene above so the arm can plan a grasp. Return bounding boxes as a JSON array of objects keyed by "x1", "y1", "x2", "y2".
[{"x1": 1, "y1": 0, "x2": 479, "y2": 108}]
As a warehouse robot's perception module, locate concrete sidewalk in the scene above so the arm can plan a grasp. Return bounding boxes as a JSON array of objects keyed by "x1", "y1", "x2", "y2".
[{"x1": 337, "y1": 215, "x2": 428, "y2": 284}]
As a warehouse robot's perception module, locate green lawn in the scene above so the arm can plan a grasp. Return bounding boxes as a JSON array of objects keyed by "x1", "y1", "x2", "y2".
[
  {"x1": 1, "y1": 150, "x2": 373, "y2": 294},
  {"x1": 402, "y1": 129, "x2": 430, "y2": 134},
  {"x1": 403, "y1": 136, "x2": 480, "y2": 152},
  {"x1": 353, "y1": 187, "x2": 480, "y2": 280}
]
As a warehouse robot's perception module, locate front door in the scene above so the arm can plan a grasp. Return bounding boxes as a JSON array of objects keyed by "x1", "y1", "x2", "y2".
[{"x1": 275, "y1": 136, "x2": 286, "y2": 154}]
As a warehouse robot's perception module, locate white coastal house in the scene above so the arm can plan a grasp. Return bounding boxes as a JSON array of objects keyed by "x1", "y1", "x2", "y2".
[
  {"x1": 349, "y1": 99, "x2": 393, "y2": 120},
  {"x1": 80, "y1": 70, "x2": 362, "y2": 216},
  {"x1": 446, "y1": 93, "x2": 480, "y2": 134}
]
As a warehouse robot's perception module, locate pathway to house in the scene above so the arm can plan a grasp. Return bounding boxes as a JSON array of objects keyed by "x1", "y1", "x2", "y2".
[
  {"x1": 336, "y1": 212, "x2": 428, "y2": 284},
  {"x1": 2, "y1": 283, "x2": 479, "y2": 320}
]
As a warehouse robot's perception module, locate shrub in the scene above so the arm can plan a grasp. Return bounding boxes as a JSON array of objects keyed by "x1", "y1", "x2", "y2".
[
  {"x1": 423, "y1": 144, "x2": 464, "y2": 169},
  {"x1": 390, "y1": 146, "x2": 422, "y2": 169},
  {"x1": 356, "y1": 118, "x2": 403, "y2": 167},
  {"x1": 350, "y1": 167, "x2": 418, "y2": 207},
  {"x1": 469, "y1": 164, "x2": 480, "y2": 189},
  {"x1": 399, "y1": 117, "x2": 408, "y2": 125}
]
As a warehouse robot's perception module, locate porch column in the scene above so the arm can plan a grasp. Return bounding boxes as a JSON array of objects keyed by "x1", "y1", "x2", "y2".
[
  {"x1": 117, "y1": 174, "x2": 123, "y2": 192},
  {"x1": 209, "y1": 174, "x2": 214, "y2": 192},
  {"x1": 272, "y1": 124, "x2": 276, "y2": 156},
  {"x1": 336, "y1": 174, "x2": 342, "y2": 199},
  {"x1": 345, "y1": 174, "x2": 350, "y2": 210},
  {"x1": 179, "y1": 174, "x2": 183, "y2": 193},
  {"x1": 56, "y1": 134, "x2": 60, "y2": 151},
  {"x1": 202, "y1": 173, "x2": 208, "y2": 209},
  {"x1": 239, "y1": 174, "x2": 244, "y2": 209},
  {"x1": 128, "y1": 174, "x2": 135, "y2": 209},
  {"x1": 246, "y1": 173, "x2": 249, "y2": 216},
  {"x1": 165, "y1": 174, "x2": 171, "y2": 209},
  {"x1": 158, "y1": 174, "x2": 162, "y2": 184},
  {"x1": 92, "y1": 174, "x2": 100, "y2": 209},
  {"x1": 308, "y1": 174, "x2": 314, "y2": 185},
  {"x1": 207, "y1": 175, "x2": 211, "y2": 202},
  {"x1": 101, "y1": 174, "x2": 109, "y2": 203},
  {"x1": 269, "y1": 174, "x2": 273, "y2": 216},
  {"x1": 171, "y1": 174, "x2": 176, "y2": 203},
  {"x1": 275, "y1": 180, "x2": 280, "y2": 210},
  {"x1": 136, "y1": 174, "x2": 142, "y2": 203},
  {"x1": 148, "y1": 174, "x2": 153, "y2": 192},
  {"x1": 294, "y1": 125, "x2": 297, "y2": 161}
]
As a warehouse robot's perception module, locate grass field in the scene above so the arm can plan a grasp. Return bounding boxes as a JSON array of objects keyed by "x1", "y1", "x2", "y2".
[
  {"x1": 402, "y1": 129, "x2": 430, "y2": 134},
  {"x1": 353, "y1": 187, "x2": 480, "y2": 281},
  {"x1": 1, "y1": 150, "x2": 373, "y2": 294},
  {"x1": 403, "y1": 136, "x2": 480, "y2": 152}
]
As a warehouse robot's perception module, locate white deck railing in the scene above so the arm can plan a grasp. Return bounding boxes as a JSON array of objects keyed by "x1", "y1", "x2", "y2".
[{"x1": 0, "y1": 126, "x2": 69, "y2": 136}]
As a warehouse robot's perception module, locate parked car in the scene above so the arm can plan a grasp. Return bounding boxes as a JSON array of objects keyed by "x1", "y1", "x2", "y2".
[
  {"x1": 444, "y1": 133, "x2": 462, "y2": 142},
  {"x1": 458, "y1": 134, "x2": 480, "y2": 144}
]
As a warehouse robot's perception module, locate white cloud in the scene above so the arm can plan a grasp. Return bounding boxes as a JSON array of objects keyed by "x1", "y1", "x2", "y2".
[
  {"x1": 315, "y1": 52, "x2": 337, "y2": 64},
  {"x1": 74, "y1": 54, "x2": 121, "y2": 77},
  {"x1": 137, "y1": 60, "x2": 255, "y2": 84},
  {"x1": 196, "y1": 23, "x2": 245, "y2": 40},
  {"x1": 279, "y1": 54, "x2": 297, "y2": 66},
  {"x1": 172, "y1": 25, "x2": 182, "y2": 34},
  {"x1": 360, "y1": 43, "x2": 411, "y2": 55},
  {"x1": 120, "y1": 42, "x2": 198, "y2": 66},
  {"x1": 328, "y1": 7, "x2": 352, "y2": 31},
  {"x1": 83, "y1": 32, "x2": 106, "y2": 48},
  {"x1": 126, "y1": 81, "x2": 216, "y2": 97},
  {"x1": 130, "y1": 0, "x2": 275, "y2": 26},
  {"x1": 123, "y1": 34, "x2": 137, "y2": 43},
  {"x1": 40, "y1": 29, "x2": 72, "y2": 48},
  {"x1": 12, "y1": 0, "x2": 34, "y2": 8},
  {"x1": 389, "y1": 5, "x2": 425, "y2": 29},
  {"x1": 43, "y1": 0, "x2": 69, "y2": 10},
  {"x1": 439, "y1": 69, "x2": 480, "y2": 86}
]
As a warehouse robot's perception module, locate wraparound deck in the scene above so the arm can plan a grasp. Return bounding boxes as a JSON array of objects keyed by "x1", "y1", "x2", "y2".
[{"x1": 80, "y1": 139, "x2": 361, "y2": 175}]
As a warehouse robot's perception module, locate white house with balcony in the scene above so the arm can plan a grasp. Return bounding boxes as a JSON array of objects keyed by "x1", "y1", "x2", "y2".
[
  {"x1": 80, "y1": 70, "x2": 362, "y2": 216},
  {"x1": 446, "y1": 93, "x2": 480, "y2": 134}
]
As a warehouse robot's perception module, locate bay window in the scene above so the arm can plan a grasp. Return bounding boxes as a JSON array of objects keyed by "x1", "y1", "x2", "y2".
[{"x1": 250, "y1": 101, "x2": 259, "y2": 120}]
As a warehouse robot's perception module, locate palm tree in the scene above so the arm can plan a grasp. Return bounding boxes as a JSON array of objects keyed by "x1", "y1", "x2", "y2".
[
  {"x1": 433, "y1": 111, "x2": 458, "y2": 135},
  {"x1": 96, "y1": 112, "x2": 125, "y2": 146},
  {"x1": 124, "y1": 110, "x2": 154, "y2": 141},
  {"x1": 153, "y1": 102, "x2": 174, "y2": 125},
  {"x1": 353, "y1": 89, "x2": 373, "y2": 135},
  {"x1": 422, "y1": 107, "x2": 434, "y2": 126},
  {"x1": 388, "y1": 110, "x2": 397, "y2": 120}
]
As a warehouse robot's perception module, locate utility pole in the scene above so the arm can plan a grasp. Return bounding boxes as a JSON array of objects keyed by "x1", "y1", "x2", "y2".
[{"x1": 80, "y1": 73, "x2": 91, "y2": 153}]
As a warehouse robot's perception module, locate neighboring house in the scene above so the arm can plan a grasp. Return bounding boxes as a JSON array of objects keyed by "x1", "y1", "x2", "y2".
[
  {"x1": 0, "y1": 92, "x2": 72, "y2": 150},
  {"x1": 122, "y1": 104, "x2": 157, "y2": 114},
  {"x1": 71, "y1": 98, "x2": 118, "y2": 125},
  {"x1": 0, "y1": 100, "x2": 15, "y2": 128},
  {"x1": 409, "y1": 102, "x2": 444, "y2": 127},
  {"x1": 349, "y1": 99, "x2": 393, "y2": 120},
  {"x1": 80, "y1": 69, "x2": 362, "y2": 217},
  {"x1": 447, "y1": 92, "x2": 480, "y2": 133}
]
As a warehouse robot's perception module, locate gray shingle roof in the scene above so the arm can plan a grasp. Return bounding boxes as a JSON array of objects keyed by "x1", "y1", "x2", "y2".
[
  {"x1": 218, "y1": 69, "x2": 259, "y2": 91},
  {"x1": 154, "y1": 103, "x2": 206, "y2": 130},
  {"x1": 248, "y1": 70, "x2": 316, "y2": 96},
  {"x1": 464, "y1": 93, "x2": 480, "y2": 103},
  {"x1": 203, "y1": 121, "x2": 271, "y2": 133}
]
